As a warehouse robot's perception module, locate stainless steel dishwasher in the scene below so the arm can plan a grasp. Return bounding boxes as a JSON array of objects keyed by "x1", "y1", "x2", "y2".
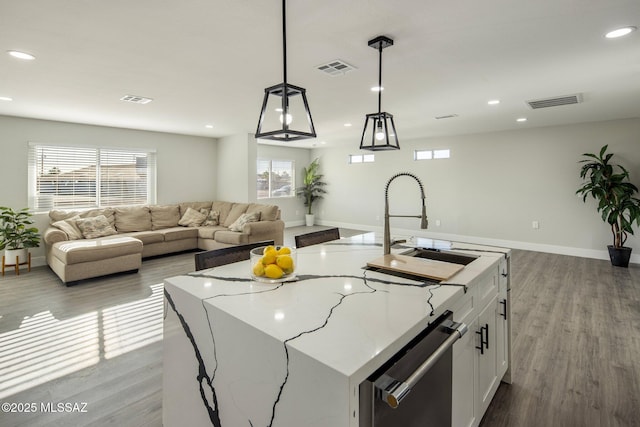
[{"x1": 359, "y1": 311, "x2": 467, "y2": 427}]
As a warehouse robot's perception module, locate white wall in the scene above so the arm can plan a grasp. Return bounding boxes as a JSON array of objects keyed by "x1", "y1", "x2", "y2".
[
  {"x1": 216, "y1": 133, "x2": 256, "y2": 203},
  {"x1": 0, "y1": 115, "x2": 218, "y2": 262},
  {"x1": 312, "y1": 118, "x2": 640, "y2": 263}
]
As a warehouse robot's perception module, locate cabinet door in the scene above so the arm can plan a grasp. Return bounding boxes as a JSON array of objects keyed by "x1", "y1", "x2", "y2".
[
  {"x1": 477, "y1": 296, "x2": 498, "y2": 415},
  {"x1": 452, "y1": 317, "x2": 478, "y2": 427},
  {"x1": 496, "y1": 290, "x2": 508, "y2": 379}
]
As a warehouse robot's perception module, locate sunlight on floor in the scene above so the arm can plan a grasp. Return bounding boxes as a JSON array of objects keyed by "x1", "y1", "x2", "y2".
[{"x1": 0, "y1": 283, "x2": 164, "y2": 399}]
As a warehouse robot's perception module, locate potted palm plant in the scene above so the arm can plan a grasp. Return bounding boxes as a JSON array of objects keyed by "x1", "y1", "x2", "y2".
[
  {"x1": 0, "y1": 206, "x2": 41, "y2": 266},
  {"x1": 296, "y1": 158, "x2": 327, "y2": 226},
  {"x1": 576, "y1": 145, "x2": 640, "y2": 267}
]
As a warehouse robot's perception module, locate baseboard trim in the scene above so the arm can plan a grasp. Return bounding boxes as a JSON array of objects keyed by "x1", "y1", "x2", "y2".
[{"x1": 313, "y1": 220, "x2": 640, "y2": 265}]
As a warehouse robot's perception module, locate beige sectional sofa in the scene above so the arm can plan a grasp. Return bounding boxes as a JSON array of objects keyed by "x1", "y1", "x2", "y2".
[{"x1": 43, "y1": 201, "x2": 284, "y2": 284}]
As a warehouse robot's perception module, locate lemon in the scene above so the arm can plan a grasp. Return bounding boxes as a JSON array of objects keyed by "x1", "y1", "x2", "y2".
[
  {"x1": 277, "y1": 246, "x2": 291, "y2": 255},
  {"x1": 261, "y1": 251, "x2": 277, "y2": 265},
  {"x1": 263, "y1": 245, "x2": 277, "y2": 255},
  {"x1": 264, "y1": 264, "x2": 284, "y2": 279},
  {"x1": 252, "y1": 261, "x2": 265, "y2": 277},
  {"x1": 276, "y1": 254, "x2": 294, "y2": 273}
]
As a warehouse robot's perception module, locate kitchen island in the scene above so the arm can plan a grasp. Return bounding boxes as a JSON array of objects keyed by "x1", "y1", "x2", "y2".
[{"x1": 163, "y1": 233, "x2": 511, "y2": 427}]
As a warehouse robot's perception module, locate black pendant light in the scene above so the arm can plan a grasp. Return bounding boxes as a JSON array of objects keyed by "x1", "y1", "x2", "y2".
[
  {"x1": 360, "y1": 35, "x2": 400, "y2": 151},
  {"x1": 255, "y1": 0, "x2": 316, "y2": 142}
]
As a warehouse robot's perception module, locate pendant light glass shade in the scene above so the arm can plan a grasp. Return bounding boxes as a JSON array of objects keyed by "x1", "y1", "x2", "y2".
[
  {"x1": 256, "y1": 0, "x2": 316, "y2": 141},
  {"x1": 360, "y1": 36, "x2": 400, "y2": 151}
]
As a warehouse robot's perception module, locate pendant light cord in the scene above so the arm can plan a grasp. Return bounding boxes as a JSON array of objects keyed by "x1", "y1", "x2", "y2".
[
  {"x1": 282, "y1": 0, "x2": 287, "y2": 87},
  {"x1": 377, "y1": 43, "x2": 383, "y2": 115}
]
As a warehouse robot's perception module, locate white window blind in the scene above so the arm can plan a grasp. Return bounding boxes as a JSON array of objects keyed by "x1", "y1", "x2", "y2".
[{"x1": 28, "y1": 144, "x2": 156, "y2": 211}]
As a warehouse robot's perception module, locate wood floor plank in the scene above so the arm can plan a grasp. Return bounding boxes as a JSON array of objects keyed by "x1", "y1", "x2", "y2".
[{"x1": 1, "y1": 235, "x2": 639, "y2": 427}]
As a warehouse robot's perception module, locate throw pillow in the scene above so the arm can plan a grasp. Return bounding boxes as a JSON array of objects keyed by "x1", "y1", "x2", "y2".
[
  {"x1": 178, "y1": 207, "x2": 207, "y2": 227},
  {"x1": 75, "y1": 215, "x2": 118, "y2": 239},
  {"x1": 202, "y1": 210, "x2": 220, "y2": 226},
  {"x1": 228, "y1": 212, "x2": 259, "y2": 232},
  {"x1": 52, "y1": 216, "x2": 83, "y2": 240}
]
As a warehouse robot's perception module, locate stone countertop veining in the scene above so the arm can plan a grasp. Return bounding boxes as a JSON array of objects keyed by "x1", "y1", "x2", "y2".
[{"x1": 163, "y1": 232, "x2": 508, "y2": 382}]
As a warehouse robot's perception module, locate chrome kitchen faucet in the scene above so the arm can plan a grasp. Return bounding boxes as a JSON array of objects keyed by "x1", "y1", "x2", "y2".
[{"x1": 383, "y1": 172, "x2": 428, "y2": 255}]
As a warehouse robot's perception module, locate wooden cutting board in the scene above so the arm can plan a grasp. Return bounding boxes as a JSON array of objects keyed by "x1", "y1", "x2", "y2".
[{"x1": 367, "y1": 254, "x2": 464, "y2": 281}]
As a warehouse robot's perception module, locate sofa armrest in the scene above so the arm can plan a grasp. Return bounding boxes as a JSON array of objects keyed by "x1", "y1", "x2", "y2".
[
  {"x1": 243, "y1": 220, "x2": 285, "y2": 246},
  {"x1": 44, "y1": 227, "x2": 69, "y2": 245}
]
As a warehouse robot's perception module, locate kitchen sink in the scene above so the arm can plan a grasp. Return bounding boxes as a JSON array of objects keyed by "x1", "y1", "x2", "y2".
[{"x1": 401, "y1": 248, "x2": 477, "y2": 266}]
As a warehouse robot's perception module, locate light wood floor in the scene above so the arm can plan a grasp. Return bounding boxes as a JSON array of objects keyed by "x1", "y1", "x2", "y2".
[{"x1": 1, "y1": 232, "x2": 638, "y2": 427}]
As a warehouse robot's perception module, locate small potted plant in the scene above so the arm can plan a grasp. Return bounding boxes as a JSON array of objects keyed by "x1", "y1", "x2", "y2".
[
  {"x1": 0, "y1": 206, "x2": 41, "y2": 266},
  {"x1": 576, "y1": 145, "x2": 640, "y2": 267},
  {"x1": 296, "y1": 158, "x2": 327, "y2": 226}
]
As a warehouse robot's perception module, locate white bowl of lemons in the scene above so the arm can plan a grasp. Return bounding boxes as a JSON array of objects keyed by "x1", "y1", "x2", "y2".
[{"x1": 250, "y1": 245, "x2": 297, "y2": 283}]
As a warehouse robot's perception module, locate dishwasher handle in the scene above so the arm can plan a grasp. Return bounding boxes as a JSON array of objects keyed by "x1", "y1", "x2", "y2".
[{"x1": 376, "y1": 320, "x2": 468, "y2": 409}]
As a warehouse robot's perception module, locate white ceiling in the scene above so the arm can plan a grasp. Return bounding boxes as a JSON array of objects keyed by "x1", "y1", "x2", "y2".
[{"x1": 1, "y1": 0, "x2": 639, "y2": 148}]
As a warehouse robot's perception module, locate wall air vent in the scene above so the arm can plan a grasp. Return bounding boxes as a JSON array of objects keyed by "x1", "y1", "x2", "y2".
[
  {"x1": 526, "y1": 93, "x2": 582, "y2": 109},
  {"x1": 317, "y1": 60, "x2": 356, "y2": 76},
  {"x1": 435, "y1": 114, "x2": 459, "y2": 120},
  {"x1": 120, "y1": 95, "x2": 153, "y2": 104}
]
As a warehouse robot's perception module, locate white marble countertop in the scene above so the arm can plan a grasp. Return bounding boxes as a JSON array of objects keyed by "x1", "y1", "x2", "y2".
[{"x1": 164, "y1": 232, "x2": 508, "y2": 383}]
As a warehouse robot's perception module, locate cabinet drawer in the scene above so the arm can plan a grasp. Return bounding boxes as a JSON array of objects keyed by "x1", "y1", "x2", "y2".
[
  {"x1": 477, "y1": 271, "x2": 498, "y2": 309},
  {"x1": 451, "y1": 284, "x2": 476, "y2": 325},
  {"x1": 498, "y1": 258, "x2": 509, "y2": 294}
]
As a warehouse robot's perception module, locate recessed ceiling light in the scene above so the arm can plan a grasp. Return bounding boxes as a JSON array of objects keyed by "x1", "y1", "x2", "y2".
[
  {"x1": 516, "y1": 117, "x2": 527, "y2": 122},
  {"x1": 205, "y1": 124, "x2": 214, "y2": 129},
  {"x1": 488, "y1": 99, "x2": 500, "y2": 105},
  {"x1": 7, "y1": 50, "x2": 35, "y2": 60},
  {"x1": 370, "y1": 86, "x2": 384, "y2": 92},
  {"x1": 344, "y1": 123, "x2": 352, "y2": 127},
  {"x1": 605, "y1": 26, "x2": 637, "y2": 38},
  {"x1": 0, "y1": 96, "x2": 13, "y2": 101}
]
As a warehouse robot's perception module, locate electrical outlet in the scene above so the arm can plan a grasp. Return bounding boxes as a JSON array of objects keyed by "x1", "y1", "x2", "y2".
[
  {"x1": 532, "y1": 220, "x2": 539, "y2": 229},
  {"x1": 435, "y1": 219, "x2": 441, "y2": 227},
  {"x1": 376, "y1": 215, "x2": 380, "y2": 221}
]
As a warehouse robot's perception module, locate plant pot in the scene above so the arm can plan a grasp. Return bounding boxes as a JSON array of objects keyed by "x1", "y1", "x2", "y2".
[
  {"x1": 305, "y1": 214, "x2": 315, "y2": 227},
  {"x1": 4, "y1": 248, "x2": 28, "y2": 266},
  {"x1": 607, "y1": 245, "x2": 632, "y2": 268}
]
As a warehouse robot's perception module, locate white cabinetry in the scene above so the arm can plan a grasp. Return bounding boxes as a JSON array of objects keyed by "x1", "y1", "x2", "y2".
[{"x1": 452, "y1": 256, "x2": 511, "y2": 427}]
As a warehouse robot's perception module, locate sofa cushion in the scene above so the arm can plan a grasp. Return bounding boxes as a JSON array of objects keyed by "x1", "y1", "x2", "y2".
[
  {"x1": 197, "y1": 226, "x2": 227, "y2": 240},
  {"x1": 159, "y1": 227, "x2": 199, "y2": 242},
  {"x1": 228, "y1": 212, "x2": 259, "y2": 232},
  {"x1": 223, "y1": 203, "x2": 250, "y2": 227},
  {"x1": 178, "y1": 207, "x2": 206, "y2": 227},
  {"x1": 246, "y1": 203, "x2": 279, "y2": 221},
  {"x1": 52, "y1": 216, "x2": 84, "y2": 240},
  {"x1": 76, "y1": 215, "x2": 118, "y2": 239},
  {"x1": 210, "y1": 201, "x2": 233, "y2": 225},
  {"x1": 213, "y1": 230, "x2": 249, "y2": 245},
  {"x1": 114, "y1": 206, "x2": 152, "y2": 232},
  {"x1": 81, "y1": 208, "x2": 116, "y2": 228},
  {"x1": 51, "y1": 236, "x2": 142, "y2": 265},
  {"x1": 120, "y1": 231, "x2": 165, "y2": 245},
  {"x1": 150, "y1": 205, "x2": 180, "y2": 230}
]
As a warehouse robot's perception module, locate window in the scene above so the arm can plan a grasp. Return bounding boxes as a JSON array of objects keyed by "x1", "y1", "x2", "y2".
[
  {"x1": 28, "y1": 144, "x2": 157, "y2": 211},
  {"x1": 257, "y1": 159, "x2": 295, "y2": 199},
  {"x1": 349, "y1": 154, "x2": 375, "y2": 164},
  {"x1": 414, "y1": 149, "x2": 450, "y2": 160}
]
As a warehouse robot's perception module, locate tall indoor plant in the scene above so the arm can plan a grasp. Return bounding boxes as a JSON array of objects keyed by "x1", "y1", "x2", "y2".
[
  {"x1": 0, "y1": 206, "x2": 41, "y2": 265},
  {"x1": 576, "y1": 145, "x2": 640, "y2": 267},
  {"x1": 296, "y1": 158, "x2": 327, "y2": 226}
]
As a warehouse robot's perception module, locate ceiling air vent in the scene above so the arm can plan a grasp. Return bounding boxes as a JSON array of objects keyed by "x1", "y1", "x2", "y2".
[
  {"x1": 120, "y1": 95, "x2": 153, "y2": 104},
  {"x1": 526, "y1": 93, "x2": 582, "y2": 109},
  {"x1": 435, "y1": 114, "x2": 459, "y2": 120},
  {"x1": 316, "y1": 60, "x2": 356, "y2": 76}
]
